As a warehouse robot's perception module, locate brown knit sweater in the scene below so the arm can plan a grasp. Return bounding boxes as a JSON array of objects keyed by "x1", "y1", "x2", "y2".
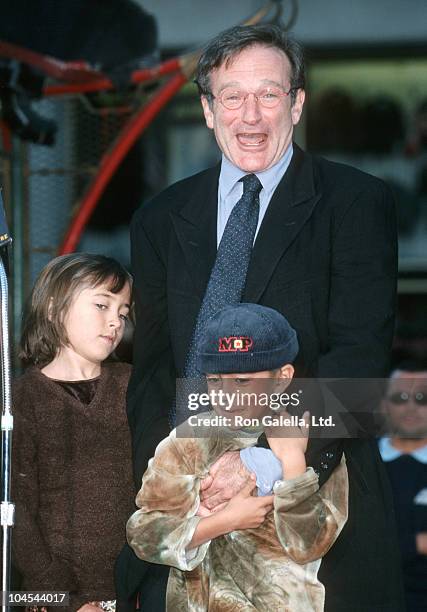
[{"x1": 11, "y1": 363, "x2": 135, "y2": 611}]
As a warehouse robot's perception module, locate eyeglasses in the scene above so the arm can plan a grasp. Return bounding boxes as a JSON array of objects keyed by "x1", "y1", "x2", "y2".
[
  {"x1": 209, "y1": 86, "x2": 297, "y2": 110},
  {"x1": 387, "y1": 391, "x2": 427, "y2": 406}
]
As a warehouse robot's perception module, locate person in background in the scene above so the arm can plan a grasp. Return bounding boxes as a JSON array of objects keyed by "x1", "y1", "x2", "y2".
[
  {"x1": 379, "y1": 359, "x2": 427, "y2": 612},
  {"x1": 12, "y1": 254, "x2": 135, "y2": 612}
]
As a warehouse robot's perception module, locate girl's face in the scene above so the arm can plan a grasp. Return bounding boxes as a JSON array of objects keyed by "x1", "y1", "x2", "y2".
[{"x1": 60, "y1": 280, "x2": 131, "y2": 369}]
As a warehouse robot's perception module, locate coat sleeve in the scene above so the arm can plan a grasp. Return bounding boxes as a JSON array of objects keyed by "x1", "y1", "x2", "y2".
[
  {"x1": 127, "y1": 208, "x2": 174, "y2": 485},
  {"x1": 11, "y1": 395, "x2": 78, "y2": 593},
  {"x1": 316, "y1": 180, "x2": 397, "y2": 434},
  {"x1": 319, "y1": 179, "x2": 397, "y2": 378},
  {"x1": 273, "y1": 455, "x2": 348, "y2": 564},
  {"x1": 126, "y1": 434, "x2": 210, "y2": 572}
]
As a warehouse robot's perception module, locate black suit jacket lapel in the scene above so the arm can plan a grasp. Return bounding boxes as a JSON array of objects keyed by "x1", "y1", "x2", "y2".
[
  {"x1": 244, "y1": 145, "x2": 322, "y2": 303},
  {"x1": 170, "y1": 165, "x2": 220, "y2": 299}
]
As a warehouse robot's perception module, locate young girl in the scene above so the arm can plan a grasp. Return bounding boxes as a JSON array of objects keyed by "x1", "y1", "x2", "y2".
[{"x1": 12, "y1": 253, "x2": 135, "y2": 612}]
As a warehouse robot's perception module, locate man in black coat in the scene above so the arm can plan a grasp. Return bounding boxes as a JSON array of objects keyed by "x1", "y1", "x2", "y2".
[{"x1": 119, "y1": 24, "x2": 405, "y2": 611}]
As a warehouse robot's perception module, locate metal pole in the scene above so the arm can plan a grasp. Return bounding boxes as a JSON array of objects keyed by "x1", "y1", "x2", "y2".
[{"x1": 1, "y1": 253, "x2": 14, "y2": 612}]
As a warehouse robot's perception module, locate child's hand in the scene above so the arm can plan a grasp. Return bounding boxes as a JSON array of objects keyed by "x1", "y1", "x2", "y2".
[
  {"x1": 265, "y1": 410, "x2": 310, "y2": 462},
  {"x1": 265, "y1": 410, "x2": 310, "y2": 479},
  {"x1": 222, "y1": 475, "x2": 274, "y2": 530}
]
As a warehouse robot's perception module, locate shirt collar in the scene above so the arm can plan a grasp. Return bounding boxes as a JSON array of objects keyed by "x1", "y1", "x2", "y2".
[
  {"x1": 379, "y1": 437, "x2": 427, "y2": 464},
  {"x1": 219, "y1": 143, "x2": 293, "y2": 200}
]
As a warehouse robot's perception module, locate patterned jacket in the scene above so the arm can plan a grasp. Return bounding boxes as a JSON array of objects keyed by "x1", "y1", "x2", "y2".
[{"x1": 127, "y1": 416, "x2": 348, "y2": 611}]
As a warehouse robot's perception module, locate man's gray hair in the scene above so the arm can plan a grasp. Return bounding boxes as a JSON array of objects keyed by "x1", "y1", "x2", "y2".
[{"x1": 195, "y1": 24, "x2": 305, "y2": 106}]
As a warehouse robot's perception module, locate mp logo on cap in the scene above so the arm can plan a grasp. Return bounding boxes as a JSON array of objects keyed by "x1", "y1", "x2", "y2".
[{"x1": 218, "y1": 336, "x2": 253, "y2": 352}]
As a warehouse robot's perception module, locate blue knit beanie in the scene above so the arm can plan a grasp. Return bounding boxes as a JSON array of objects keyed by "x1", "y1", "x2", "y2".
[{"x1": 197, "y1": 303, "x2": 299, "y2": 374}]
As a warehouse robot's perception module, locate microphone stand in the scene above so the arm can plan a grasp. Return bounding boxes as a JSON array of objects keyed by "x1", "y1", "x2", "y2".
[{"x1": 0, "y1": 192, "x2": 13, "y2": 612}]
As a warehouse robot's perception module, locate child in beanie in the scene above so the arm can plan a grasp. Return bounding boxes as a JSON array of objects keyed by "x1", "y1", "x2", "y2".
[{"x1": 127, "y1": 304, "x2": 348, "y2": 611}]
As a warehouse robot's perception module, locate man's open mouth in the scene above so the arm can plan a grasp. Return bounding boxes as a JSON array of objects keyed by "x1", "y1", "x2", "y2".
[{"x1": 237, "y1": 133, "x2": 266, "y2": 146}]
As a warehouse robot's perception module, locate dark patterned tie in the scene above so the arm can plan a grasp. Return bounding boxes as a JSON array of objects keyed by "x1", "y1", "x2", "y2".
[{"x1": 173, "y1": 174, "x2": 262, "y2": 425}]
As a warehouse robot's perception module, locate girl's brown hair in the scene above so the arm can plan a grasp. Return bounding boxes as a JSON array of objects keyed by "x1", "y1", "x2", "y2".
[{"x1": 20, "y1": 253, "x2": 132, "y2": 366}]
